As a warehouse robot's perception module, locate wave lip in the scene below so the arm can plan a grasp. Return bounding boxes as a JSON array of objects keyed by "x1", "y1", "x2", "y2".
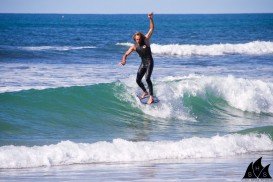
[
  {"x1": 0, "y1": 134, "x2": 272, "y2": 169},
  {"x1": 20, "y1": 46, "x2": 96, "y2": 51},
  {"x1": 117, "y1": 41, "x2": 273, "y2": 56},
  {"x1": 156, "y1": 75, "x2": 273, "y2": 114}
]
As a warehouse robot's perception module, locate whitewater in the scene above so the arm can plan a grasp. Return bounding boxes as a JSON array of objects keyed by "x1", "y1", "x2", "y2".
[
  {"x1": 1, "y1": 134, "x2": 272, "y2": 169},
  {"x1": 117, "y1": 41, "x2": 273, "y2": 56}
]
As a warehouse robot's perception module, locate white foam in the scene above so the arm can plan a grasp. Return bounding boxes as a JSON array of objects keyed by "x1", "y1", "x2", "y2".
[
  {"x1": 20, "y1": 46, "x2": 96, "y2": 51},
  {"x1": 119, "y1": 75, "x2": 273, "y2": 117},
  {"x1": 116, "y1": 42, "x2": 134, "y2": 47},
  {"x1": 117, "y1": 41, "x2": 273, "y2": 56},
  {"x1": 0, "y1": 134, "x2": 272, "y2": 169},
  {"x1": 158, "y1": 75, "x2": 273, "y2": 113},
  {"x1": 116, "y1": 75, "x2": 188, "y2": 120},
  {"x1": 207, "y1": 76, "x2": 273, "y2": 113}
]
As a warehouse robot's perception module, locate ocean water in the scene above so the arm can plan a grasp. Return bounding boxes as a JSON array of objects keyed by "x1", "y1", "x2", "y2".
[{"x1": 0, "y1": 14, "x2": 273, "y2": 181}]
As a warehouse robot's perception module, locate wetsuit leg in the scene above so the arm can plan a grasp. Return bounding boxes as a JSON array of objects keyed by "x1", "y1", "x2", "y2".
[
  {"x1": 145, "y1": 60, "x2": 154, "y2": 96},
  {"x1": 136, "y1": 64, "x2": 147, "y2": 93}
]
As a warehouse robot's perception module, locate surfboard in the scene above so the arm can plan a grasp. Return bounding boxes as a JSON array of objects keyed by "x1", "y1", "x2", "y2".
[{"x1": 137, "y1": 94, "x2": 159, "y2": 104}]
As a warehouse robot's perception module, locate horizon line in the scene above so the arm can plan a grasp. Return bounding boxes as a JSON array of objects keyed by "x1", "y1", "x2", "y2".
[{"x1": 1, "y1": 12, "x2": 273, "y2": 15}]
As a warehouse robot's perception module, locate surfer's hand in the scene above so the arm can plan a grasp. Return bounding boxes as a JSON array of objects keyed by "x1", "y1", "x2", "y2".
[
  {"x1": 148, "y1": 12, "x2": 153, "y2": 19},
  {"x1": 119, "y1": 59, "x2": 126, "y2": 66}
]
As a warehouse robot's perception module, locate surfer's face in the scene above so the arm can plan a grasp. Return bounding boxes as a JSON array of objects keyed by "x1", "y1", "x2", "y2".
[{"x1": 135, "y1": 35, "x2": 141, "y2": 44}]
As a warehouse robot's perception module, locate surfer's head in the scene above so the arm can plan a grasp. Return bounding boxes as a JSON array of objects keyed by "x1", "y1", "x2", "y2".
[{"x1": 133, "y1": 32, "x2": 145, "y2": 45}]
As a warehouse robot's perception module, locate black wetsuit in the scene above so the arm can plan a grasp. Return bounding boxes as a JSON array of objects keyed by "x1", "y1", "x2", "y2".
[{"x1": 135, "y1": 42, "x2": 154, "y2": 96}]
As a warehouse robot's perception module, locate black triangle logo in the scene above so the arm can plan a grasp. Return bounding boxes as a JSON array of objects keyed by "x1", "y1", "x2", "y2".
[
  {"x1": 253, "y1": 157, "x2": 264, "y2": 177},
  {"x1": 243, "y1": 162, "x2": 256, "y2": 178},
  {"x1": 243, "y1": 157, "x2": 272, "y2": 179},
  {"x1": 259, "y1": 164, "x2": 272, "y2": 179}
]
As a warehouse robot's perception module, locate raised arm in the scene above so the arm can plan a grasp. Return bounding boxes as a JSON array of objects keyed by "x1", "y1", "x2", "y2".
[
  {"x1": 119, "y1": 45, "x2": 136, "y2": 66},
  {"x1": 145, "y1": 13, "x2": 154, "y2": 40}
]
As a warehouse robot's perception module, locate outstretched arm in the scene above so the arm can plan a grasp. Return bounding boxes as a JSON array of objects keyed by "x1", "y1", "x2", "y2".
[
  {"x1": 145, "y1": 13, "x2": 154, "y2": 40},
  {"x1": 119, "y1": 45, "x2": 136, "y2": 66}
]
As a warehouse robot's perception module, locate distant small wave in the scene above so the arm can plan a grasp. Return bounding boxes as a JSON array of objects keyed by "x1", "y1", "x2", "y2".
[
  {"x1": 20, "y1": 46, "x2": 96, "y2": 51},
  {"x1": 117, "y1": 41, "x2": 273, "y2": 56},
  {"x1": 116, "y1": 42, "x2": 134, "y2": 47},
  {"x1": 0, "y1": 133, "x2": 271, "y2": 168}
]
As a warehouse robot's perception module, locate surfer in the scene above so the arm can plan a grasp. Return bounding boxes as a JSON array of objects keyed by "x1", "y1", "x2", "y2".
[{"x1": 119, "y1": 12, "x2": 155, "y2": 104}]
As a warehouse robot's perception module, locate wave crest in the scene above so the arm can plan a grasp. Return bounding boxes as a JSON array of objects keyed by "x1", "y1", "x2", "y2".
[
  {"x1": 117, "y1": 41, "x2": 273, "y2": 56},
  {"x1": 119, "y1": 75, "x2": 273, "y2": 119},
  {"x1": 158, "y1": 75, "x2": 273, "y2": 114},
  {"x1": 0, "y1": 134, "x2": 272, "y2": 168},
  {"x1": 21, "y1": 46, "x2": 96, "y2": 51}
]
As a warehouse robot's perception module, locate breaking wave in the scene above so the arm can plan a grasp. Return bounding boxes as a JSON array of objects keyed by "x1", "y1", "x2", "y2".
[
  {"x1": 0, "y1": 133, "x2": 272, "y2": 169},
  {"x1": 117, "y1": 41, "x2": 273, "y2": 56}
]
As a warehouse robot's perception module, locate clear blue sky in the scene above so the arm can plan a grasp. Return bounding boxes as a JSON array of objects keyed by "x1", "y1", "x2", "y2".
[{"x1": 0, "y1": 0, "x2": 273, "y2": 14}]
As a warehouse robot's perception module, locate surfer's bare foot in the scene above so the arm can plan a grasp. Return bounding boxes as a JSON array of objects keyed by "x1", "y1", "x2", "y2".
[
  {"x1": 140, "y1": 92, "x2": 149, "y2": 99},
  {"x1": 147, "y1": 96, "x2": 154, "y2": 104}
]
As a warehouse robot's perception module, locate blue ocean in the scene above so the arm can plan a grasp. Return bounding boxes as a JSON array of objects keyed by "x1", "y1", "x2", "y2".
[{"x1": 1, "y1": 14, "x2": 273, "y2": 181}]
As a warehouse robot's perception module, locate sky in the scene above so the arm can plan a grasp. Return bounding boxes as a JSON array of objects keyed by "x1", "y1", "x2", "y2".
[{"x1": 0, "y1": 0, "x2": 273, "y2": 14}]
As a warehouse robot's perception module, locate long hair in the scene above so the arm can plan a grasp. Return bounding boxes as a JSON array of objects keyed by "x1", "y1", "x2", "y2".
[{"x1": 132, "y1": 32, "x2": 146, "y2": 46}]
